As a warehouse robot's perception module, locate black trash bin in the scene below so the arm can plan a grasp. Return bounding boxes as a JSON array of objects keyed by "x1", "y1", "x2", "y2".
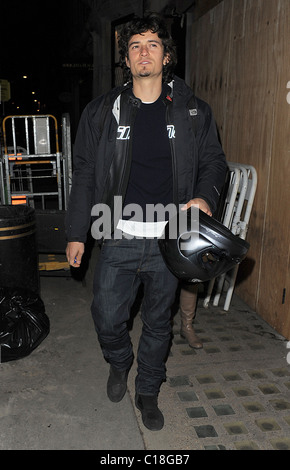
[{"x1": 0, "y1": 205, "x2": 39, "y2": 293}]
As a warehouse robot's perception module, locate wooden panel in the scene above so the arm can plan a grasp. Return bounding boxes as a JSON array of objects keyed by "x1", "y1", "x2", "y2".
[
  {"x1": 188, "y1": 1, "x2": 231, "y2": 140},
  {"x1": 257, "y1": 0, "x2": 290, "y2": 337},
  {"x1": 188, "y1": 0, "x2": 224, "y2": 20},
  {"x1": 187, "y1": 0, "x2": 290, "y2": 338},
  {"x1": 223, "y1": 0, "x2": 280, "y2": 310}
]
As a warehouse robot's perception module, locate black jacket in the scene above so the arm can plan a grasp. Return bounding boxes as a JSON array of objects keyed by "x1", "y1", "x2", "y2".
[{"x1": 66, "y1": 76, "x2": 227, "y2": 242}]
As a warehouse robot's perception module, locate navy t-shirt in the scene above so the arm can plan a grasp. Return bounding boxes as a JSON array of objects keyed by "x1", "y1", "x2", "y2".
[{"x1": 123, "y1": 92, "x2": 173, "y2": 222}]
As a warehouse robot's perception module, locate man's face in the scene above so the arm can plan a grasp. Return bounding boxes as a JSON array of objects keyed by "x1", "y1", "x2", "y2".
[{"x1": 125, "y1": 30, "x2": 169, "y2": 80}]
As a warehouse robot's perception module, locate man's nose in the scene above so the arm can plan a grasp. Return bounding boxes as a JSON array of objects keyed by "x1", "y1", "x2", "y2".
[{"x1": 140, "y1": 45, "x2": 149, "y2": 55}]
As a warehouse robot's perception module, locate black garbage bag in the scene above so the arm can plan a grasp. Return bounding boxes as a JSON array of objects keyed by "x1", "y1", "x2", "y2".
[{"x1": 0, "y1": 287, "x2": 50, "y2": 363}]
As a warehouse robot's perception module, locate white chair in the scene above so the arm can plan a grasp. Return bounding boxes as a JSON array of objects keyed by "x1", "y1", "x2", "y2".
[{"x1": 203, "y1": 162, "x2": 257, "y2": 311}]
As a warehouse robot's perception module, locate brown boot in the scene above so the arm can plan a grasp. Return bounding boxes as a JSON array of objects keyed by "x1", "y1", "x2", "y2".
[{"x1": 179, "y1": 285, "x2": 203, "y2": 349}]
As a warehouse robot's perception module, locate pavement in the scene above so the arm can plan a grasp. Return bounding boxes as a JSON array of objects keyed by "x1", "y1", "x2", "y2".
[{"x1": 1, "y1": 245, "x2": 290, "y2": 452}]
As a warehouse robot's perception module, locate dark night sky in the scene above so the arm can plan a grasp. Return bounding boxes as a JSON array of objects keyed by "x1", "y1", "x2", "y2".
[
  {"x1": 1, "y1": 2, "x2": 186, "y2": 119},
  {"x1": 0, "y1": 1, "x2": 69, "y2": 116}
]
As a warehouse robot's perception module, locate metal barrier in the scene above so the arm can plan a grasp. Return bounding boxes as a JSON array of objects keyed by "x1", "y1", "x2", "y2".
[
  {"x1": 0, "y1": 114, "x2": 73, "y2": 275},
  {"x1": 0, "y1": 114, "x2": 72, "y2": 210},
  {"x1": 61, "y1": 113, "x2": 73, "y2": 210},
  {"x1": 203, "y1": 162, "x2": 257, "y2": 311}
]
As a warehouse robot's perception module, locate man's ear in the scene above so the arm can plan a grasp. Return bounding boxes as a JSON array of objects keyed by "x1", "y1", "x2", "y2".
[
  {"x1": 163, "y1": 53, "x2": 170, "y2": 66},
  {"x1": 125, "y1": 56, "x2": 130, "y2": 68}
]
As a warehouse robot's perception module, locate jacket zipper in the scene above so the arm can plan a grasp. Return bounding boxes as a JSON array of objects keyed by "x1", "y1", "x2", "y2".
[
  {"x1": 118, "y1": 97, "x2": 140, "y2": 199},
  {"x1": 166, "y1": 102, "x2": 178, "y2": 206}
]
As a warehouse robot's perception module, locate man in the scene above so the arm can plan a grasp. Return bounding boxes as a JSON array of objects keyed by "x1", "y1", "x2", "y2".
[{"x1": 66, "y1": 13, "x2": 227, "y2": 431}]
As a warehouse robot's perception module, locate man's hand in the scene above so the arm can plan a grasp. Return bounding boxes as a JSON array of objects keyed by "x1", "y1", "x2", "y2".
[
  {"x1": 66, "y1": 241, "x2": 85, "y2": 268},
  {"x1": 181, "y1": 198, "x2": 212, "y2": 216}
]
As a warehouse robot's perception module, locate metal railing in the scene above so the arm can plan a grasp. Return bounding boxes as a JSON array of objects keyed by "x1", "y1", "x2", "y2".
[{"x1": 0, "y1": 114, "x2": 72, "y2": 210}]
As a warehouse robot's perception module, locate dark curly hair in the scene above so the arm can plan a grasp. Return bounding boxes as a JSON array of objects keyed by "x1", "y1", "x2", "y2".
[{"x1": 118, "y1": 13, "x2": 177, "y2": 84}]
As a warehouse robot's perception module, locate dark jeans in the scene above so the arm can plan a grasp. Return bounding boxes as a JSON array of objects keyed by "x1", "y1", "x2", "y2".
[{"x1": 91, "y1": 237, "x2": 179, "y2": 395}]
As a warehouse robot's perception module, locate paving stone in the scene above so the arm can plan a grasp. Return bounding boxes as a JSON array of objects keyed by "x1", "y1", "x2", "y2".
[
  {"x1": 212, "y1": 404, "x2": 235, "y2": 416},
  {"x1": 204, "y1": 346, "x2": 221, "y2": 354},
  {"x1": 168, "y1": 375, "x2": 191, "y2": 387},
  {"x1": 177, "y1": 391, "x2": 198, "y2": 402},
  {"x1": 194, "y1": 425, "x2": 218, "y2": 438},
  {"x1": 270, "y1": 438, "x2": 290, "y2": 450},
  {"x1": 186, "y1": 406, "x2": 208, "y2": 418},
  {"x1": 258, "y1": 383, "x2": 281, "y2": 395},
  {"x1": 196, "y1": 374, "x2": 216, "y2": 384},
  {"x1": 223, "y1": 372, "x2": 242, "y2": 381},
  {"x1": 255, "y1": 418, "x2": 281, "y2": 432},
  {"x1": 248, "y1": 343, "x2": 265, "y2": 350},
  {"x1": 224, "y1": 421, "x2": 248, "y2": 435},
  {"x1": 247, "y1": 370, "x2": 268, "y2": 380},
  {"x1": 232, "y1": 386, "x2": 254, "y2": 397},
  {"x1": 212, "y1": 327, "x2": 225, "y2": 332},
  {"x1": 242, "y1": 402, "x2": 266, "y2": 413},
  {"x1": 271, "y1": 368, "x2": 290, "y2": 377},
  {"x1": 199, "y1": 337, "x2": 213, "y2": 344},
  {"x1": 218, "y1": 335, "x2": 235, "y2": 342},
  {"x1": 180, "y1": 349, "x2": 197, "y2": 356},
  {"x1": 269, "y1": 399, "x2": 290, "y2": 410},
  {"x1": 204, "y1": 389, "x2": 225, "y2": 400},
  {"x1": 173, "y1": 338, "x2": 187, "y2": 345},
  {"x1": 195, "y1": 328, "x2": 206, "y2": 334},
  {"x1": 204, "y1": 444, "x2": 227, "y2": 450},
  {"x1": 234, "y1": 440, "x2": 260, "y2": 450},
  {"x1": 227, "y1": 345, "x2": 243, "y2": 352}
]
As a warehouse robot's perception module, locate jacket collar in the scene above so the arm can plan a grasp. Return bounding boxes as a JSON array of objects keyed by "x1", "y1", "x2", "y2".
[{"x1": 111, "y1": 76, "x2": 192, "y2": 123}]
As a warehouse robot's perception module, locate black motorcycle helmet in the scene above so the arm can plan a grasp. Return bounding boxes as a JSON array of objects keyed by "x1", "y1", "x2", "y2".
[{"x1": 158, "y1": 208, "x2": 249, "y2": 283}]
